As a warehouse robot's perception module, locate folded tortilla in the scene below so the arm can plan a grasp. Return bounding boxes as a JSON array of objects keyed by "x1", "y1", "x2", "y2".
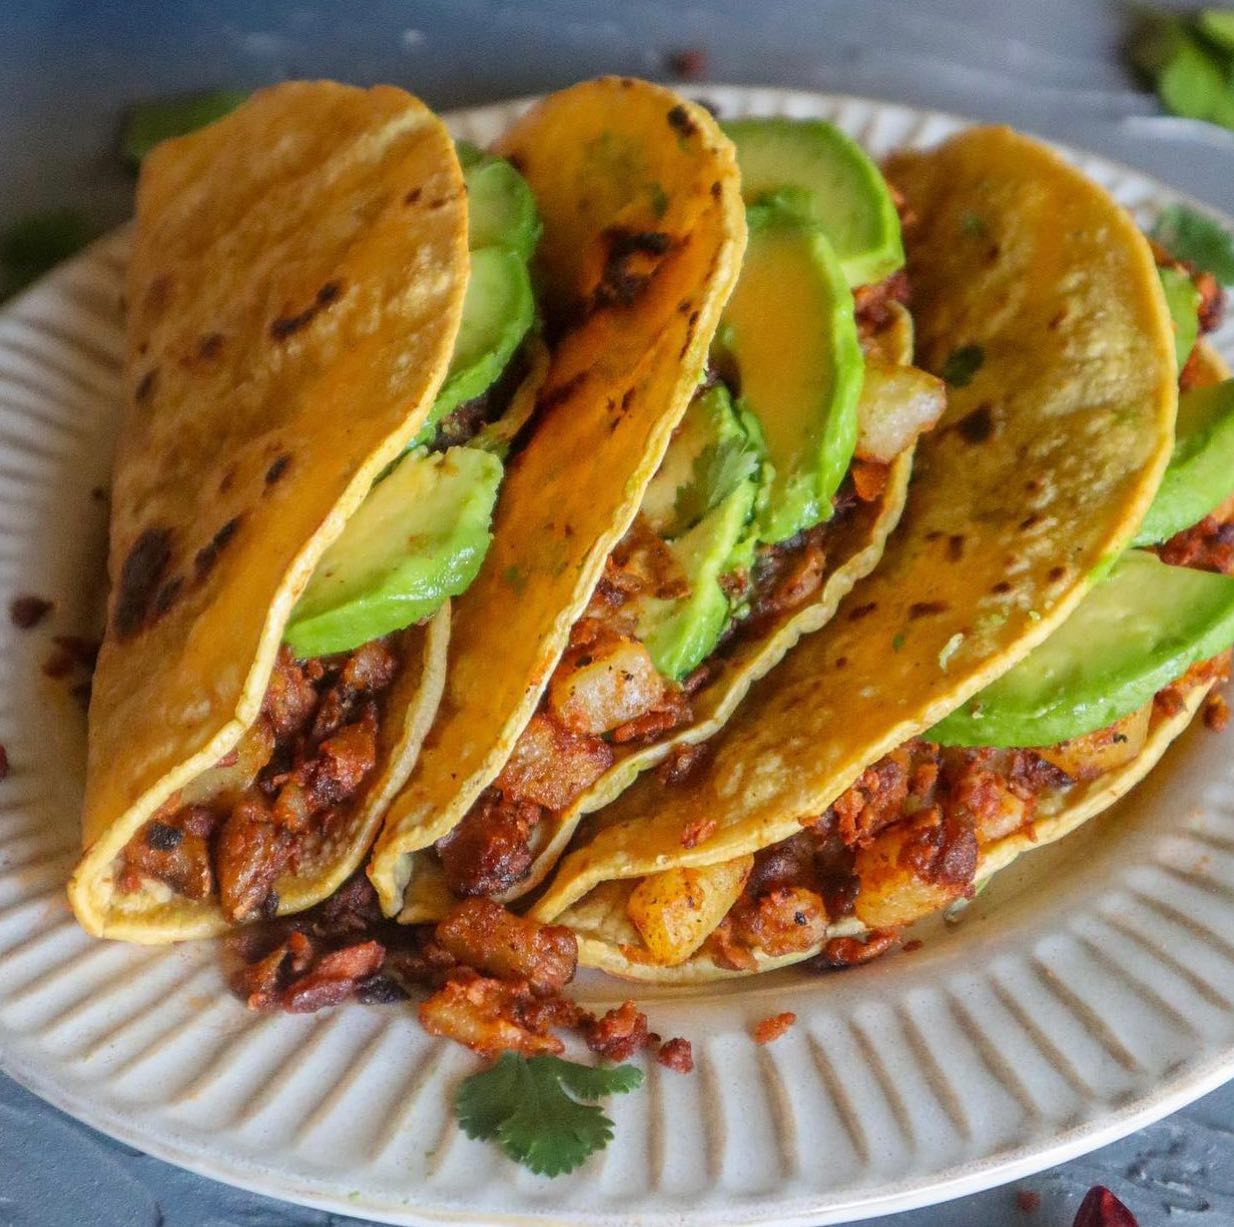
[
  {"x1": 69, "y1": 82, "x2": 469, "y2": 941},
  {"x1": 529, "y1": 126, "x2": 1180, "y2": 977},
  {"x1": 368, "y1": 78, "x2": 748, "y2": 915},
  {"x1": 397, "y1": 304, "x2": 924, "y2": 920}
]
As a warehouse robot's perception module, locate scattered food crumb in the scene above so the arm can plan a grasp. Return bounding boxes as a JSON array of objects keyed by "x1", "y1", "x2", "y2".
[
  {"x1": 9, "y1": 595, "x2": 53, "y2": 629},
  {"x1": 1016, "y1": 1188, "x2": 1040, "y2": 1213},
  {"x1": 666, "y1": 48, "x2": 708, "y2": 81},
  {"x1": 0, "y1": 744, "x2": 9, "y2": 780},
  {"x1": 753, "y1": 1012, "x2": 796, "y2": 1044},
  {"x1": 1073, "y1": 1185, "x2": 1138, "y2": 1227},
  {"x1": 655, "y1": 1036, "x2": 693, "y2": 1073},
  {"x1": 51, "y1": 634, "x2": 99, "y2": 668},
  {"x1": 42, "y1": 649, "x2": 74, "y2": 679},
  {"x1": 1204, "y1": 692, "x2": 1229, "y2": 731},
  {"x1": 902, "y1": 939, "x2": 923, "y2": 953}
]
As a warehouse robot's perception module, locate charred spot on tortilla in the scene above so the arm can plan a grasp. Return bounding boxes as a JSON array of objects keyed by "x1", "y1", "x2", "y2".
[
  {"x1": 1020, "y1": 513, "x2": 1043, "y2": 531},
  {"x1": 947, "y1": 534, "x2": 965, "y2": 561},
  {"x1": 194, "y1": 516, "x2": 243, "y2": 582},
  {"x1": 957, "y1": 403, "x2": 995, "y2": 444},
  {"x1": 940, "y1": 343, "x2": 985, "y2": 388},
  {"x1": 269, "y1": 280, "x2": 345, "y2": 341},
  {"x1": 1048, "y1": 565, "x2": 1067, "y2": 582},
  {"x1": 908, "y1": 601, "x2": 949, "y2": 619},
  {"x1": 403, "y1": 187, "x2": 422, "y2": 206},
  {"x1": 114, "y1": 526, "x2": 173, "y2": 638},
  {"x1": 142, "y1": 273, "x2": 174, "y2": 319},
  {"x1": 848, "y1": 602, "x2": 878, "y2": 622},
  {"x1": 264, "y1": 454, "x2": 292, "y2": 486},
  {"x1": 667, "y1": 105, "x2": 698, "y2": 139},
  {"x1": 595, "y1": 228, "x2": 673, "y2": 310},
  {"x1": 153, "y1": 575, "x2": 184, "y2": 618},
  {"x1": 991, "y1": 580, "x2": 1013, "y2": 594},
  {"x1": 134, "y1": 368, "x2": 158, "y2": 405},
  {"x1": 197, "y1": 332, "x2": 224, "y2": 361}
]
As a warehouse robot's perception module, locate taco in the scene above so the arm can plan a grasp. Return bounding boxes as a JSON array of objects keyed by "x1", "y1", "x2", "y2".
[
  {"x1": 69, "y1": 81, "x2": 550, "y2": 941},
  {"x1": 373, "y1": 106, "x2": 946, "y2": 922},
  {"x1": 525, "y1": 126, "x2": 1232, "y2": 982}
]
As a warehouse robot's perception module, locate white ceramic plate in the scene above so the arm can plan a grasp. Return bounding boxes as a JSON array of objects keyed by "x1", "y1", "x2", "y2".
[{"x1": 2, "y1": 87, "x2": 1234, "y2": 1227}]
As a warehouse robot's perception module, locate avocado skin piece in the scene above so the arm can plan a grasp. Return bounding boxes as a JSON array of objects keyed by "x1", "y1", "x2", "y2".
[
  {"x1": 723, "y1": 117, "x2": 904, "y2": 288},
  {"x1": 716, "y1": 201, "x2": 863, "y2": 545},
  {"x1": 1158, "y1": 264, "x2": 1201, "y2": 370},
  {"x1": 930, "y1": 550, "x2": 1234, "y2": 748},
  {"x1": 1133, "y1": 380, "x2": 1234, "y2": 547},
  {"x1": 284, "y1": 448, "x2": 502, "y2": 658},
  {"x1": 634, "y1": 385, "x2": 762, "y2": 680}
]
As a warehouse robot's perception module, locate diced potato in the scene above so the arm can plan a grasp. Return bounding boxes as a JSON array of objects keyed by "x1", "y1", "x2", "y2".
[
  {"x1": 971, "y1": 784, "x2": 1030, "y2": 845},
  {"x1": 1036, "y1": 702, "x2": 1152, "y2": 782},
  {"x1": 855, "y1": 355, "x2": 946, "y2": 463},
  {"x1": 548, "y1": 635, "x2": 666, "y2": 735},
  {"x1": 852, "y1": 819, "x2": 967, "y2": 930},
  {"x1": 627, "y1": 854, "x2": 753, "y2": 965}
]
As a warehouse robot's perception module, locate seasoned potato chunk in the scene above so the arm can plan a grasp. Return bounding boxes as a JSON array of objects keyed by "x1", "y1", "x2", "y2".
[
  {"x1": 852, "y1": 810, "x2": 975, "y2": 930},
  {"x1": 1035, "y1": 703, "x2": 1152, "y2": 782},
  {"x1": 548, "y1": 636, "x2": 666, "y2": 736},
  {"x1": 627, "y1": 854, "x2": 753, "y2": 965}
]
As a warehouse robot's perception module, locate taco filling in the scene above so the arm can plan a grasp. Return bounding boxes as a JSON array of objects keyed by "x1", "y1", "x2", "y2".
[
  {"x1": 107, "y1": 139, "x2": 546, "y2": 924},
  {"x1": 428, "y1": 118, "x2": 944, "y2": 905},
  {"x1": 620, "y1": 258, "x2": 1234, "y2": 974}
]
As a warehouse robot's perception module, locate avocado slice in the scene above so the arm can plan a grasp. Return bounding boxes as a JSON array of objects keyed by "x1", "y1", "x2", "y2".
[
  {"x1": 715, "y1": 201, "x2": 863, "y2": 545},
  {"x1": 722, "y1": 117, "x2": 904, "y2": 287},
  {"x1": 416, "y1": 147, "x2": 540, "y2": 435},
  {"x1": 1158, "y1": 264, "x2": 1201, "y2": 370},
  {"x1": 456, "y1": 141, "x2": 541, "y2": 261},
  {"x1": 930, "y1": 550, "x2": 1234, "y2": 749},
  {"x1": 1133, "y1": 379, "x2": 1234, "y2": 547},
  {"x1": 633, "y1": 385, "x2": 762, "y2": 680},
  {"x1": 430, "y1": 246, "x2": 535, "y2": 422},
  {"x1": 284, "y1": 447, "x2": 502, "y2": 658}
]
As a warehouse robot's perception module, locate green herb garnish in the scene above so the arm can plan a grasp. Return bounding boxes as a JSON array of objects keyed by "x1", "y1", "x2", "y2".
[
  {"x1": 940, "y1": 343, "x2": 985, "y2": 388},
  {"x1": 455, "y1": 1053, "x2": 643, "y2": 1177},
  {"x1": 1132, "y1": 11, "x2": 1234, "y2": 131},
  {"x1": 0, "y1": 209, "x2": 97, "y2": 298},
  {"x1": 673, "y1": 433, "x2": 760, "y2": 532},
  {"x1": 1153, "y1": 203, "x2": 1234, "y2": 285},
  {"x1": 121, "y1": 90, "x2": 250, "y2": 165}
]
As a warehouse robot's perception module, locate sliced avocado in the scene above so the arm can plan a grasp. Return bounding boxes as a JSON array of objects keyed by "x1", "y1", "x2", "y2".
[
  {"x1": 429, "y1": 246, "x2": 535, "y2": 424},
  {"x1": 1158, "y1": 264, "x2": 1201, "y2": 370},
  {"x1": 930, "y1": 550, "x2": 1234, "y2": 748},
  {"x1": 715, "y1": 201, "x2": 863, "y2": 545},
  {"x1": 722, "y1": 117, "x2": 904, "y2": 287},
  {"x1": 284, "y1": 447, "x2": 502, "y2": 658},
  {"x1": 456, "y1": 141, "x2": 541, "y2": 261},
  {"x1": 633, "y1": 385, "x2": 761, "y2": 680},
  {"x1": 1133, "y1": 379, "x2": 1234, "y2": 546}
]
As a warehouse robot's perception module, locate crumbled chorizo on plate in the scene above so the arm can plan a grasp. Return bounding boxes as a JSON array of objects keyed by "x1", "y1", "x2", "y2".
[{"x1": 752, "y1": 1012, "x2": 796, "y2": 1044}]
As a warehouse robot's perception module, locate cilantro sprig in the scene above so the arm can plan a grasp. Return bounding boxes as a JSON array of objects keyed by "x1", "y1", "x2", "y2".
[
  {"x1": 455, "y1": 1053, "x2": 643, "y2": 1177},
  {"x1": 1132, "y1": 9, "x2": 1234, "y2": 132},
  {"x1": 674, "y1": 434, "x2": 760, "y2": 532},
  {"x1": 1153, "y1": 203, "x2": 1234, "y2": 286}
]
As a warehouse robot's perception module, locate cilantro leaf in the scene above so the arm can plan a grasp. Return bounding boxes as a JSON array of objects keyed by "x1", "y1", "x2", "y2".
[
  {"x1": 456, "y1": 1050, "x2": 529, "y2": 1141},
  {"x1": 674, "y1": 434, "x2": 759, "y2": 532},
  {"x1": 454, "y1": 1053, "x2": 643, "y2": 1177},
  {"x1": 1153, "y1": 204, "x2": 1234, "y2": 286},
  {"x1": 121, "y1": 90, "x2": 250, "y2": 165},
  {"x1": 553, "y1": 1058, "x2": 644, "y2": 1099},
  {"x1": 940, "y1": 343, "x2": 985, "y2": 388}
]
